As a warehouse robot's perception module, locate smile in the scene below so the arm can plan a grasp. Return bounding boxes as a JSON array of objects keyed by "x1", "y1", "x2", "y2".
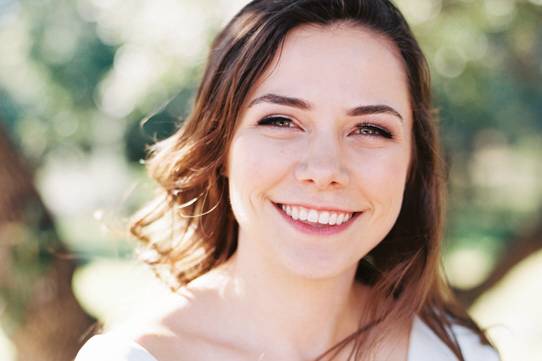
[
  {"x1": 273, "y1": 202, "x2": 362, "y2": 235},
  {"x1": 281, "y1": 204, "x2": 353, "y2": 225}
]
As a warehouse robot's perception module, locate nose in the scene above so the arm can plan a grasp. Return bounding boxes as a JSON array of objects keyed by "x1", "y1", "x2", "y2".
[{"x1": 294, "y1": 134, "x2": 350, "y2": 190}]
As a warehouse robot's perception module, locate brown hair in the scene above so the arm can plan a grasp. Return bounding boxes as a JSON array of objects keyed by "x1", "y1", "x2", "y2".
[{"x1": 131, "y1": 0, "x2": 495, "y2": 359}]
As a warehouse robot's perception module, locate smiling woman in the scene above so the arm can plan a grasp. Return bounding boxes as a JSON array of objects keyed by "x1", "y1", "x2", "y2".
[
  {"x1": 226, "y1": 24, "x2": 412, "y2": 284},
  {"x1": 75, "y1": 1, "x2": 500, "y2": 361}
]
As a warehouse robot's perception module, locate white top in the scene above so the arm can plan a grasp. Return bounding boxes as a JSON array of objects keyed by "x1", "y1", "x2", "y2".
[{"x1": 75, "y1": 318, "x2": 500, "y2": 361}]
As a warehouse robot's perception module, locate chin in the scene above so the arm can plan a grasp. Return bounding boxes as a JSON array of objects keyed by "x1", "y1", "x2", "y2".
[{"x1": 272, "y1": 247, "x2": 361, "y2": 282}]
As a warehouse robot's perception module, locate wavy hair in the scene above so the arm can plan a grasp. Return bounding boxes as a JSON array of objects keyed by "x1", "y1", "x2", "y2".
[{"x1": 130, "y1": 0, "x2": 495, "y2": 359}]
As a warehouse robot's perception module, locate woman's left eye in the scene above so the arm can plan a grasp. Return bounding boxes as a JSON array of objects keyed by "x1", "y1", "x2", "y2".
[{"x1": 351, "y1": 123, "x2": 393, "y2": 139}]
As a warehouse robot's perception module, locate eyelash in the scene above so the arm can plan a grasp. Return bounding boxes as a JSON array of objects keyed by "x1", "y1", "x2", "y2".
[
  {"x1": 256, "y1": 115, "x2": 394, "y2": 139},
  {"x1": 352, "y1": 123, "x2": 393, "y2": 139},
  {"x1": 257, "y1": 116, "x2": 296, "y2": 128}
]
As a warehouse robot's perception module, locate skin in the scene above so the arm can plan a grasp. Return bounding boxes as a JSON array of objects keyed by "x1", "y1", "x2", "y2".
[{"x1": 133, "y1": 23, "x2": 413, "y2": 361}]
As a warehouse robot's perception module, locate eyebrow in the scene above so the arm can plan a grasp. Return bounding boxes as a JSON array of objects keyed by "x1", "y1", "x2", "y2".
[{"x1": 248, "y1": 93, "x2": 404, "y2": 122}]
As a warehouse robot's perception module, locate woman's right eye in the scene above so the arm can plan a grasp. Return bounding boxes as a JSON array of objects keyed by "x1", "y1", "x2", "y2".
[{"x1": 257, "y1": 116, "x2": 296, "y2": 128}]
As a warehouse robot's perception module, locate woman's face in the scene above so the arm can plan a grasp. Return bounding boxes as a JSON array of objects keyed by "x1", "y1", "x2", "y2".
[{"x1": 226, "y1": 24, "x2": 412, "y2": 279}]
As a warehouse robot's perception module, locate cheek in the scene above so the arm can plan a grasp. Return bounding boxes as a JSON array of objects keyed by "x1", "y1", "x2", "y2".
[
  {"x1": 353, "y1": 147, "x2": 410, "y2": 207},
  {"x1": 226, "y1": 132, "x2": 298, "y2": 221},
  {"x1": 227, "y1": 131, "x2": 298, "y2": 185}
]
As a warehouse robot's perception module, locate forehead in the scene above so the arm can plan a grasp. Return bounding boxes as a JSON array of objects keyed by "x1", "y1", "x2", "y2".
[{"x1": 245, "y1": 23, "x2": 411, "y2": 120}]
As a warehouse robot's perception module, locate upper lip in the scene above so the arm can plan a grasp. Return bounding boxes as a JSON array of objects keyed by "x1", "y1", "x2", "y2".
[{"x1": 274, "y1": 201, "x2": 360, "y2": 213}]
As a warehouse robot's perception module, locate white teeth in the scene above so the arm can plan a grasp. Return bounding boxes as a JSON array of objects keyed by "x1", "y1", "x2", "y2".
[
  {"x1": 291, "y1": 207, "x2": 299, "y2": 220},
  {"x1": 298, "y1": 208, "x2": 308, "y2": 221},
  {"x1": 280, "y1": 204, "x2": 354, "y2": 226},
  {"x1": 318, "y1": 211, "x2": 330, "y2": 224},
  {"x1": 307, "y1": 209, "x2": 318, "y2": 223}
]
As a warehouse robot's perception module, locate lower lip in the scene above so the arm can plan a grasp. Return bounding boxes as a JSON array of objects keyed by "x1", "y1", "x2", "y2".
[{"x1": 273, "y1": 203, "x2": 362, "y2": 236}]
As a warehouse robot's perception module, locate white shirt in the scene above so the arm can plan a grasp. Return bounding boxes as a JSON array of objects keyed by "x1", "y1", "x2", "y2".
[{"x1": 75, "y1": 318, "x2": 500, "y2": 361}]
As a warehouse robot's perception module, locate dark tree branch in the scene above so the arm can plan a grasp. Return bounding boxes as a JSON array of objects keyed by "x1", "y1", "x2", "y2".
[
  {"x1": 454, "y1": 216, "x2": 542, "y2": 307},
  {"x1": 0, "y1": 123, "x2": 97, "y2": 361}
]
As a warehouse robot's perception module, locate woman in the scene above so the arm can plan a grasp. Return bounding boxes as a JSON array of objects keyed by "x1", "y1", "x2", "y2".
[{"x1": 76, "y1": 0, "x2": 500, "y2": 360}]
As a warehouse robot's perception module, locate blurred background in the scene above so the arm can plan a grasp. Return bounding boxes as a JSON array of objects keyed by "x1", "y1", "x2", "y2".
[{"x1": 0, "y1": 0, "x2": 541, "y2": 360}]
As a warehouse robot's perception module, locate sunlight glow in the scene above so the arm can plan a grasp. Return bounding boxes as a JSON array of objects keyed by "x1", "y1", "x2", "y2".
[
  {"x1": 444, "y1": 246, "x2": 494, "y2": 289},
  {"x1": 470, "y1": 250, "x2": 542, "y2": 361},
  {"x1": 396, "y1": 0, "x2": 442, "y2": 24},
  {"x1": 0, "y1": 325, "x2": 15, "y2": 361}
]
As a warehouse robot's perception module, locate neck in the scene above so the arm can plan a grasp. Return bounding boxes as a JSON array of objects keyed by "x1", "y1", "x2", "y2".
[{"x1": 215, "y1": 236, "x2": 365, "y2": 360}]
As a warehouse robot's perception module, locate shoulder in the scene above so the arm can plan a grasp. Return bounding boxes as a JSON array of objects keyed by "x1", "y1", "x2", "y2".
[
  {"x1": 80, "y1": 285, "x2": 216, "y2": 361},
  {"x1": 74, "y1": 333, "x2": 158, "y2": 361},
  {"x1": 410, "y1": 317, "x2": 500, "y2": 361}
]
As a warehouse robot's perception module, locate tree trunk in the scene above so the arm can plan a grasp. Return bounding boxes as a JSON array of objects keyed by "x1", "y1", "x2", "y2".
[{"x1": 0, "y1": 124, "x2": 97, "y2": 361}]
